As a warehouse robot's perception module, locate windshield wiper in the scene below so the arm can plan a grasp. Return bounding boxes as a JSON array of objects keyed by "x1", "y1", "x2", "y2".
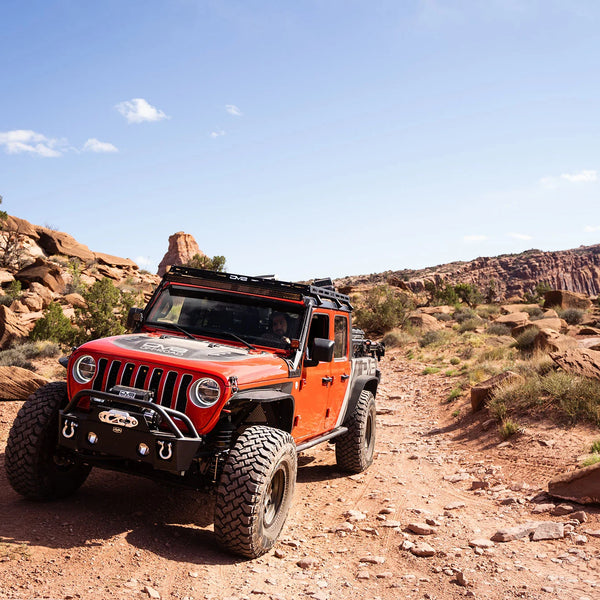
[
  {"x1": 152, "y1": 322, "x2": 196, "y2": 341},
  {"x1": 197, "y1": 327, "x2": 256, "y2": 351}
]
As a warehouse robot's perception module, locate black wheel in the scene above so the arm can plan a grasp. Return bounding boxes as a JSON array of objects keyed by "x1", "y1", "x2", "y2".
[
  {"x1": 5, "y1": 381, "x2": 91, "y2": 500},
  {"x1": 214, "y1": 425, "x2": 297, "y2": 558},
  {"x1": 335, "y1": 389, "x2": 376, "y2": 473}
]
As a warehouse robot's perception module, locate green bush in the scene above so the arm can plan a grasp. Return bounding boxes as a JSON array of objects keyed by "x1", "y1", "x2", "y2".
[
  {"x1": 422, "y1": 366, "x2": 440, "y2": 375},
  {"x1": 477, "y1": 304, "x2": 500, "y2": 319},
  {"x1": 523, "y1": 306, "x2": 544, "y2": 320},
  {"x1": 354, "y1": 285, "x2": 414, "y2": 335},
  {"x1": 0, "y1": 341, "x2": 61, "y2": 370},
  {"x1": 590, "y1": 439, "x2": 600, "y2": 454},
  {"x1": 382, "y1": 329, "x2": 414, "y2": 347},
  {"x1": 0, "y1": 280, "x2": 22, "y2": 306},
  {"x1": 450, "y1": 357, "x2": 460, "y2": 365},
  {"x1": 434, "y1": 312, "x2": 453, "y2": 322},
  {"x1": 486, "y1": 322, "x2": 511, "y2": 336},
  {"x1": 75, "y1": 278, "x2": 141, "y2": 342},
  {"x1": 499, "y1": 419, "x2": 521, "y2": 439},
  {"x1": 185, "y1": 253, "x2": 226, "y2": 272},
  {"x1": 30, "y1": 302, "x2": 78, "y2": 345},
  {"x1": 558, "y1": 308, "x2": 585, "y2": 325},
  {"x1": 453, "y1": 308, "x2": 477, "y2": 323}
]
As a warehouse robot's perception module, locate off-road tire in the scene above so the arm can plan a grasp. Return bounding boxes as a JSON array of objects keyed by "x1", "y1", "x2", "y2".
[
  {"x1": 5, "y1": 381, "x2": 91, "y2": 500},
  {"x1": 214, "y1": 425, "x2": 297, "y2": 558},
  {"x1": 335, "y1": 389, "x2": 376, "y2": 473}
]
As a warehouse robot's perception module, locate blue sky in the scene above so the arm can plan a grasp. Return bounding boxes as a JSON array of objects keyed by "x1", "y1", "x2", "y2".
[{"x1": 1, "y1": 0, "x2": 599, "y2": 281}]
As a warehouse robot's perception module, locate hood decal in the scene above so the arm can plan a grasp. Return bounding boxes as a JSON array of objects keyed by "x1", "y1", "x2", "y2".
[{"x1": 111, "y1": 335, "x2": 259, "y2": 362}]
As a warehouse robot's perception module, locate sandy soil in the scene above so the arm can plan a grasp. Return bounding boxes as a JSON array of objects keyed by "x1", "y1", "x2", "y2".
[{"x1": 1, "y1": 349, "x2": 599, "y2": 600}]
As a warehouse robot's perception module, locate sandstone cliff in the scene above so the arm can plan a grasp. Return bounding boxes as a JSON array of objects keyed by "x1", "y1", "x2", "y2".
[{"x1": 336, "y1": 244, "x2": 600, "y2": 301}]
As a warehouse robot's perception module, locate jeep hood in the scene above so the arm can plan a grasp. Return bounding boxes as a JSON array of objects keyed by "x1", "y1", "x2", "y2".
[{"x1": 76, "y1": 333, "x2": 290, "y2": 386}]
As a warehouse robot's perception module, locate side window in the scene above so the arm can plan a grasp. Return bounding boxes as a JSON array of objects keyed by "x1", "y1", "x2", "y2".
[
  {"x1": 334, "y1": 315, "x2": 348, "y2": 359},
  {"x1": 307, "y1": 314, "x2": 330, "y2": 348}
]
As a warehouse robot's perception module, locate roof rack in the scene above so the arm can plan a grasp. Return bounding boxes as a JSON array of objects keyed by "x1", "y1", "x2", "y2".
[{"x1": 164, "y1": 266, "x2": 352, "y2": 308}]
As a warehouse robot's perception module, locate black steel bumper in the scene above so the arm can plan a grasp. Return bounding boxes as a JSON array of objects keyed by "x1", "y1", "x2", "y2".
[{"x1": 59, "y1": 390, "x2": 203, "y2": 475}]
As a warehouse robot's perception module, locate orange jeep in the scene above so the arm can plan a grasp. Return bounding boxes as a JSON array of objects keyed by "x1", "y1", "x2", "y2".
[{"x1": 6, "y1": 268, "x2": 381, "y2": 557}]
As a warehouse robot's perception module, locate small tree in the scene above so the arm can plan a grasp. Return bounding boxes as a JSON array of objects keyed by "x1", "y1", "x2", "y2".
[
  {"x1": 30, "y1": 302, "x2": 78, "y2": 345},
  {"x1": 0, "y1": 196, "x2": 27, "y2": 270},
  {"x1": 354, "y1": 285, "x2": 414, "y2": 335},
  {"x1": 454, "y1": 283, "x2": 483, "y2": 308},
  {"x1": 75, "y1": 278, "x2": 141, "y2": 342},
  {"x1": 185, "y1": 254, "x2": 226, "y2": 272}
]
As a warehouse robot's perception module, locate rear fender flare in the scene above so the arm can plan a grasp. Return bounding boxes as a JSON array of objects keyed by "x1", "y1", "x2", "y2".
[{"x1": 340, "y1": 375, "x2": 378, "y2": 426}]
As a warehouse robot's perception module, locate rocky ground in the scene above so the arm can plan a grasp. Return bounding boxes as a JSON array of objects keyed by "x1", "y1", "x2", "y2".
[{"x1": 1, "y1": 349, "x2": 600, "y2": 600}]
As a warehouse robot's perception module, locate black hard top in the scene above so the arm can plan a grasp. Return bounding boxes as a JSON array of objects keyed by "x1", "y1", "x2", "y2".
[{"x1": 164, "y1": 266, "x2": 352, "y2": 310}]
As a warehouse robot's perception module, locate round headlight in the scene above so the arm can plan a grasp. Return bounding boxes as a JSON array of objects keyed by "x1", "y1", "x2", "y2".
[
  {"x1": 190, "y1": 378, "x2": 221, "y2": 408},
  {"x1": 73, "y1": 355, "x2": 97, "y2": 384}
]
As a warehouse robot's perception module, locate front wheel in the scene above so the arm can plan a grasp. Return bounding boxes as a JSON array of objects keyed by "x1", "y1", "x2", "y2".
[
  {"x1": 214, "y1": 425, "x2": 297, "y2": 558},
  {"x1": 5, "y1": 381, "x2": 91, "y2": 500},
  {"x1": 335, "y1": 389, "x2": 376, "y2": 473}
]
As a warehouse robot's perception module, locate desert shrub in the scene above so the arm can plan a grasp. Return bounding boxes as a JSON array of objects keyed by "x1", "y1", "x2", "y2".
[
  {"x1": 458, "y1": 317, "x2": 483, "y2": 333},
  {"x1": 354, "y1": 285, "x2": 414, "y2": 335},
  {"x1": 590, "y1": 439, "x2": 600, "y2": 454},
  {"x1": 453, "y1": 308, "x2": 477, "y2": 323},
  {"x1": 523, "y1": 281, "x2": 552, "y2": 304},
  {"x1": 0, "y1": 280, "x2": 23, "y2": 306},
  {"x1": 434, "y1": 312, "x2": 453, "y2": 322},
  {"x1": 422, "y1": 366, "x2": 440, "y2": 375},
  {"x1": 454, "y1": 283, "x2": 483, "y2": 308},
  {"x1": 582, "y1": 455, "x2": 600, "y2": 467},
  {"x1": 446, "y1": 388, "x2": 462, "y2": 402},
  {"x1": 523, "y1": 305, "x2": 544, "y2": 320},
  {"x1": 31, "y1": 302, "x2": 78, "y2": 345},
  {"x1": 65, "y1": 258, "x2": 84, "y2": 294},
  {"x1": 0, "y1": 347, "x2": 34, "y2": 370},
  {"x1": 476, "y1": 304, "x2": 500, "y2": 319},
  {"x1": 75, "y1": 278, "x2": 141, "y2": 342},
  {"x1": 185, "y1": 253, "x2": 226, "y2": 272},
  {"x1": 419, "y1": 330, "x2": 444, "y2": 347},
  {"x1": 486, "y1": 322, "x2": 511, "y2": 336},
  {"x1": 541, "y1": 371, "x2": 600, "y2": 424},
  {"x1": 514, "y1": 326, "x2": 540, "y2": 353},
  {"x1": 450, "y1": 357, "x2": 460, "y2": 365},
  {"x1": 499, "y1": 419, "x2": 521, "y2": 439},
  {"x1": 558, "y1": 308, "x2": 585, "y2": 325},
  {"x1": 478, "y1": 346, "x2": 516, "y2": 362},
  {"x1": 382, "y1": 328, "x2": 415, "y2": 347},
  {"x1": 0, "y1": 340, "x2": 60, "y2": 369}
]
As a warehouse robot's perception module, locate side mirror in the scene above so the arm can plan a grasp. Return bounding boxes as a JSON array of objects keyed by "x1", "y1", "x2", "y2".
[
  {"x1": 311, "y1": 338, "x2": 335, "y2": 363},
  {"x1": 127, "y1": 307, "x2": 144, "y2": 330}
]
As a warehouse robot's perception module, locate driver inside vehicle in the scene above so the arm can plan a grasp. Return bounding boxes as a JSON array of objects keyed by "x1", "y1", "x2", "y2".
[{"x1": 264, "y1": 311, "x2": 291, "y2": 346}]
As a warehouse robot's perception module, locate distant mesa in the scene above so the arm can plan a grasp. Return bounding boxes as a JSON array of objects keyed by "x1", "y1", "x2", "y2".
[{"x1": 157, "y1": 231, "x2": 205, "y2": 277}]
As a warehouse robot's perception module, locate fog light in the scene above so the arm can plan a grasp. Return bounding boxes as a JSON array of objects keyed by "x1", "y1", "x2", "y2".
[
  {"x1": 138, "y1": 443, "x2": 150, "y2": 457},
  {"x1": 87, "y1": 432, "x2": 98, "y2": 445}
]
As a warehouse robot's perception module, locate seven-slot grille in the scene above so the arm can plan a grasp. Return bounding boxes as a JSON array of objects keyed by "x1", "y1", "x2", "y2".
[{"x1": 91, "y1": 358, "x2": 193, "y2": 413}]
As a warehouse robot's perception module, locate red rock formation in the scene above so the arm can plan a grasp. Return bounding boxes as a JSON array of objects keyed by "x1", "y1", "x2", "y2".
[
  {"x1": 157, "y1": 232, "x2": 204, "y2": 276},
  {"x1": 336, "y1": 244, "x2": 600, "y2": 301},
  {"x1": 35, "y1": 226, "x2": 95, "y2": 262}
]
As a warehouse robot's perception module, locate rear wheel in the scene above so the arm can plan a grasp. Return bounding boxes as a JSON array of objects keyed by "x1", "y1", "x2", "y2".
[
  {"x1": 214, "y1": 425, "x2": 297, "y2": 558},
  {"x1": 5, "y1": 382, "x2": 91, "y2": 500},
  {"x1": 335, "y1": 389, "x2": 376, "y2": 473}
]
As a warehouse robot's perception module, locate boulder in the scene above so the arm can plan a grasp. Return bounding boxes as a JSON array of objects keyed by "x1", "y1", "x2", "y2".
[
  {"x1": 500, "y1": 303, "x2": 539, "y2": 315},
  {"x1": 157, "y1": 232, "x2": 204, "y2": 277},
  {"x1": 511, "y1": 323, "x2": 540, "y2": 338},
  {"x1": 9, "y1": 300, "x2": 29, "y2": 313},
  {"x1": 0, "y1": 269, "x2": 15, "y2": 286},
  {"x1": 544, "y1": 290, "x2": 592, "y2": 311},
  {"x1": 578, "y1": 338, "x2": 600, "y2": 351},
  {"x1": 20, "y1": 293, "x2": 44, "y2": 312},
  {"x1": 64, "y1": 293, "x2": 86, "y2": 309},
  {"x1": 28, "y1": 282, "x2": 53, "y2": 309},
  {"x1": 35, "y1": 226, "x2": 95, "y2": 262},
  {"x1": 494, "y1": 312, "x2": 529, "y2": 328},
  {"x1": 4, "y1": 215, "x2": 39, "y2": 239},
  {"x1": 548, "y1": 462, "x2": 600, "y2": 505},
  {"x1": 534, "y1": 317, "x2": 568, "y2": 333},
  {"x1": 419, "y1": 305, "x2": 454, "y2": 315},
  {"x1": 94, "y1": 252, "x2": 138, "y2": 269},
  {"x1": 534, "y1": 330, "x2": 578, "y2": 353},
  {"x1": 579, "y1": 326, "x2": 600, "y2": 336},
  {"x1": 408, "y1": 311, "x2": 444, "y2": 332},
  {"x1": 543, "y1": 309, "x2": 559, "y2": 318},
  {"x1": 471, "y1": 371, "x2": 520, "y2": 412},
  {"x1": 0, "y1": 305, "x2": 29, "y2": 348},
  {"x1": 0, "y1": 366, "x2": 49, "y2": 400},
  {"x1": 550, "y1": 348, "x2": 600, "y2": 380},
  {"x1": 15, "y1": 258, "x2": 65, "y2": 292}
]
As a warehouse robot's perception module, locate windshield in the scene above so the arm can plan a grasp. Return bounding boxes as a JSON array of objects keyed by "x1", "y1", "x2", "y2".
[{"x1": 145, "y1": 285, "x2": 305, "y2": 350}]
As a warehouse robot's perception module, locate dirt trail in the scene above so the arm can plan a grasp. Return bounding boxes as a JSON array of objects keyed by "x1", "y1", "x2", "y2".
[{"x1": 1, "y1": 350, "x2": 600, "y2": 600}]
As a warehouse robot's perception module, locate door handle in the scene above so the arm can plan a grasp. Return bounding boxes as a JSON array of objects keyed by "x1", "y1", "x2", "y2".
[
  {"x1": 322, "y1": 376, "x2": 333, "y2": 386},
  {"x1": 341, "y1": 374, "x2": 350, "y2": 381}
]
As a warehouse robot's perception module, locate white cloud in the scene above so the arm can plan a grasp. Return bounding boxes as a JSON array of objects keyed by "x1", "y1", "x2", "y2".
[
  {"x1": 508, "y1": 232, "x2": 532, "y2": 241},
  {"x1": 83, "y1": 138, "x2": 118, "y2": 153},
  {"x1": 540, "y1": 169, "x2": 597, "y2": 189},
  {"x1": 135, "y1": 255, "x2": 152, "y2": 267},
  {"x1": 225, "y1": 104, "x2": 242, "y2": 116},
  {"x1": 210, "y1": 130, "x2": 226, "y2": 138},
  {"x1": 561, "y1": 169, "x2": 597, "y2": 183},
  {"x1": 463, "y1": 234, "x2": 487, "y2": 243},
  {"x1": 0, "y1": 129, "x2": 65, "y2": 157},
  {"x1": 115, "y1": 98, "x2": 169, "y2": 124},
  {"x1": 584, "y1": 225, "x2": 600, "y2": 233}
]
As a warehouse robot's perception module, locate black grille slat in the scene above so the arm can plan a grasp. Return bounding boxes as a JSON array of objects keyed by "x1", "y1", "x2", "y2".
[
  {"x1": 106, "y1": 360, "x2": 122, "y2": 391},
  {"x1": 93, "y1": 358, "x2": 109, "y2": 391},
  {"x1": 120, "y1": 363, "x2": 135, "y2": 387},
  {"x1": 149, "y1": 368, "x2": 163, "y2": 402},
  {"x1": 162, "y1": 371, "x2": 178, "y2": 408},
  {"x1": 176, "y1": 375, "x2": 193, "y2": 413},
  {"x1": 134, "y1": 366, "x2": 149, "y2": 389}
]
